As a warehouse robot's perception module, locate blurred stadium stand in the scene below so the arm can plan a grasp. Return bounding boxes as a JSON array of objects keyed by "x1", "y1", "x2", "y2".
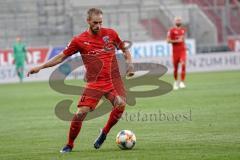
[{"x1": 0, "y1": 0, "x2": 239, "y2": 53}]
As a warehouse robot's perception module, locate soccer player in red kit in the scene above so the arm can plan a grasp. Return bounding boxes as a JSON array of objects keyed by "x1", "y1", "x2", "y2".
[
  {"x1": 167, "y1": 16, "x2": 187, "y2": 90},
  {"x1": 27, "y1": 8, "x2": 134, "y2": 153}
]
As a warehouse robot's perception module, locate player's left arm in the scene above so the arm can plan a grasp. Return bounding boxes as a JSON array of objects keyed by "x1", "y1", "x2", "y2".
[
  {"x1": 180, "y1": 28, "x2": 186, "y2": 42},
  {"x1": 113, "y1": 29, "x2": 134, "y2": 77},
  {"x1": 121, "y1": 48, "x2": 134, "y2": 77}
]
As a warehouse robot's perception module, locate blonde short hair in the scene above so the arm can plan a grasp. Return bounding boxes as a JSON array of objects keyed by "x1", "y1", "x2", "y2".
[
  {"x1": 174, "y1": 16, "x2": 182, "y2": 22},
  {"x1": 87, "y1": 8, "x2": 103, "y2": 19}
]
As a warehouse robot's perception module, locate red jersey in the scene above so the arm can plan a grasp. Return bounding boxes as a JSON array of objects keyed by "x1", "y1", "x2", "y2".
[
  {"x1": 63, "y1": 28, "x2": 123, "y2": 82},
  {"x1": 167, "y1": 27, "x2": 186, "y2": 52}
]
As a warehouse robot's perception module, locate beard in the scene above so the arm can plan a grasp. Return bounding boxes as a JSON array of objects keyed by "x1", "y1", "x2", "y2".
[
  {"x1": 91, "y1": 27, "x2": 100, "y2": 34},
  {"x1": 176, "y1": 23, "x2": 182, "y2": 27}
]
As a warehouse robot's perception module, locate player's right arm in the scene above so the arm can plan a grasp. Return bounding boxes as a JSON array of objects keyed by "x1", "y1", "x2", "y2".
[
  {"x1": 27, "y1": 37, "x2": 79, "y2": 76},
  {"x1": 27, "y1": 52, "x2": 67, "y2": 76}
]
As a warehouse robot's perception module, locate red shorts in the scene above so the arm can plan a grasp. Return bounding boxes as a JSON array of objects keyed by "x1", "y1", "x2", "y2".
[
  {"x1": 78, "y1": 79, "x2": 126, "y2": 110},
  {"x1": 172, "y1": 50, "x2": 186, "y2": 64}
]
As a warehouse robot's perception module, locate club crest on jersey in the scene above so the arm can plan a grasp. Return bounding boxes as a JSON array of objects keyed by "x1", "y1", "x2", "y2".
[{"x1": 103, "y1": 36, "x2": 110, "y2": 43}]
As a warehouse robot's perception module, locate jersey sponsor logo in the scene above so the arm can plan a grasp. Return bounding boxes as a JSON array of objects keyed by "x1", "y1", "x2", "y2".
[{"x1": 83, "y1": 42, "x2": 90, "y2": 45}]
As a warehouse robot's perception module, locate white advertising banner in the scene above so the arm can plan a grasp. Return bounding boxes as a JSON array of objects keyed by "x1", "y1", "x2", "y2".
[
  {"x1": 134, "y1": 52, "x2": 240, "y2": 73},
  {"x1": 1, "y1": 52, "x2": 240, "y2": 84},
  {"x1": 0, "y1": 65, "x2": 85, "y2": 84}
]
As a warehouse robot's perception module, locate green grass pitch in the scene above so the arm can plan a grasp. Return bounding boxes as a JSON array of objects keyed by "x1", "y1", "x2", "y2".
[{"x1": 0, "y1": 71, "x2": 240, "y2": 160}]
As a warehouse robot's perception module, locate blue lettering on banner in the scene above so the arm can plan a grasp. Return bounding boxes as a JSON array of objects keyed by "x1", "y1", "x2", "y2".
[
  {"x1": 133, "y1": 47, "x2": 142, "y2": 59},
  {"x1": 155, "y1": 45, "x2": 164, "y2": 57},
  {"x1": 130, "y1": 40, "x2": 195, "y2": 59},
  {"x1": 131, "y1": 43, "x2": 169, "y2": 59}
]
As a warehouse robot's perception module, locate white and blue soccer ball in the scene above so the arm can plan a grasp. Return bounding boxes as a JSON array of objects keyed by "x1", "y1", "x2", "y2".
[{"x1": 116, "y1": 130, "x2": 136, "y2": 150}]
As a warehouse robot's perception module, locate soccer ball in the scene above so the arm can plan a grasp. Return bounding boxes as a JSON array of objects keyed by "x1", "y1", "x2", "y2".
[{"x1": 116, "y1": 130, "x2": 136, "y2": 150}]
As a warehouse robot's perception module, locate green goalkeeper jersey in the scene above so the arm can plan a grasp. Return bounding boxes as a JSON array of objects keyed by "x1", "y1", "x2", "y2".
[{"x1": 13, "y1": 42, "x2": 27, "y2": 64}]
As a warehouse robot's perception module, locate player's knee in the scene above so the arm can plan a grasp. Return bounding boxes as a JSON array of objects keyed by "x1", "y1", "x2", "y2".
[
  {"x1": 77, "y1": 106, "x2": 91, "y2": 115},
  {"x1": 180, "y1": 61, "x2": 186, "y2": 65},
  {"x1": 113, "y1": 96, "x2": 126, "y2": 107}
]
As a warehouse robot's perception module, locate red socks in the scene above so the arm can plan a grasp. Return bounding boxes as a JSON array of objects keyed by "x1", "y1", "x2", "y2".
[
  {"x1": 67, "y1": 113, "x2": 87, "y2": 148},
  {"x1": 173, "y1": 62, "x2": 178, "y2": 80},
  {"x1": 67, "y1": 106, "x2": 124, "y2": 148},
  {"x1": 173, "y1": 62, "x2": 186, "y2": 81},
  {"x1": 102, "y1": 106, "x2": 125, "y2": 134},
  {"x1": 181, "y1": 63, "x2": 186, "y2": 81}
]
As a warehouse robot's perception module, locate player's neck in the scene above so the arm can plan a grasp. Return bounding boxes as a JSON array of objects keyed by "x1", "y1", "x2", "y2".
[{"x1": 87, "y1": 28, "x2": 101, "y2": 36}]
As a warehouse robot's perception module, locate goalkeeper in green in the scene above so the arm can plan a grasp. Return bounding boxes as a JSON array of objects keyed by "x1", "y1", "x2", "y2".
[{"x1": 13, "y1": 37, "x2": 27, "y2": 82}]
